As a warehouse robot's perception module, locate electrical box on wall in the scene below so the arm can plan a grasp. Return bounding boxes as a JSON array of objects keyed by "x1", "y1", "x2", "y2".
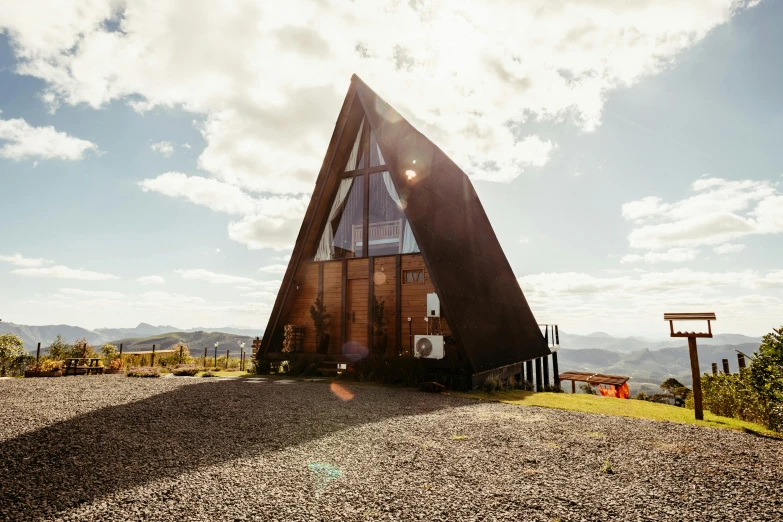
[{"x1": 427, "y1": 293, "x2": 440, "y2": 317}]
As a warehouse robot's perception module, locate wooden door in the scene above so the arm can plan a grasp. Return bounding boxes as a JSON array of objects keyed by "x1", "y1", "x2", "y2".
[{"x1": 345, "y1": 278, "x2": 368, "y2": 354}]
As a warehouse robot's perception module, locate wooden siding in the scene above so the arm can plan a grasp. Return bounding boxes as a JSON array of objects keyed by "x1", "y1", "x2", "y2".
[
  {"x1": 347, "y1": 258, "x2": 369, "y2": 279},
  {"x1": 285, "y1": 263, "x2": 319, "y2": 353},
  {"x1": 373, "y1": 256, "x2": 397, "y2": 355},
  {"x1": 322, "y1": 261, "x2": 342, "y2": 354},
  {"x1": 400, "y1": 255, "x2": 450, "y2": 355},
  {"x1": 345, "y1": 277, "x2": 368, "y2": 352}
]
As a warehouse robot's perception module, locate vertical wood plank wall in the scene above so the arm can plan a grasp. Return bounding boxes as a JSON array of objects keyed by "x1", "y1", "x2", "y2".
[
  {"x1": 277, "y1": 254, "x2": 448, "y2": 356},
  {"x1": 373, "y1": 256, "x2": 397, "y2": 355},
  {"x1": 286, "y1": 263, "x2": 319, "y2": 353},
  {"x1": 401, "y1": 255, "x2": 450, "y2": 355},
  {"x1": 322, "y1": 261, "x2": 342, "y2": 354}
]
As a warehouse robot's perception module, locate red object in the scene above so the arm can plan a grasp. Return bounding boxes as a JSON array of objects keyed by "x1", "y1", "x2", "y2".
[{"x1": 598, "y1": 383, "x2": 629, "y2": 399}]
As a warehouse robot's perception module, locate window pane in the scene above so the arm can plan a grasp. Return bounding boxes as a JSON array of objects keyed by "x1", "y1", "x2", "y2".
[
  {"x1": 345, "y1": 118, "x2": 365, "y2": 172},
  {"x1": 368, "y1": 171, "x2": 419, "y2": 256},
  {"x1": 314, "y1": 176, "x2": 365, "y2": 260},
  {"x1": 369, "y1": 129, "x2": 384, "y2": 167}
]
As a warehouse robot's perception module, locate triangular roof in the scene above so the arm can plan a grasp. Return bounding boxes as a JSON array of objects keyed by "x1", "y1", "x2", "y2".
[{"x1": 260, "y1": 75, "x2": 549, "y2": 373}]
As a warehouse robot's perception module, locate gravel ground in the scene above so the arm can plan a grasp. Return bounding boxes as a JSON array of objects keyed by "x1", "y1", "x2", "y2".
[{"x1": 1, "y1": 376, "x2": 781, "y2": 522}]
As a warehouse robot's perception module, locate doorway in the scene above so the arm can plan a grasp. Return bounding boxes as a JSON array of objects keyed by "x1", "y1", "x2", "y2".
[{"x1": 345, "y1": 278, "x2": 368, "y2": 355}]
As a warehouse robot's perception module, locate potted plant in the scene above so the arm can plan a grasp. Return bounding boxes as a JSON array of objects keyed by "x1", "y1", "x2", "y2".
[
  {"x1": 104, "y1": 358, "x2": 124, "y2": 374},
  {"x1": 310, "y1": 297, "x2": 332, "y2": 354},
  {"x1": 372, "y1": 296, "x2": 388, "y2": 357},
  {"x1": 25, "y1": 359, "x2": 63, "y2": 378}
]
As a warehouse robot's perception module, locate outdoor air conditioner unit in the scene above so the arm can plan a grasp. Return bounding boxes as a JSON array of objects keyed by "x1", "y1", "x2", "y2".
[{"x1": 414, "y1": 335, "x2": 444, "y2": 359}]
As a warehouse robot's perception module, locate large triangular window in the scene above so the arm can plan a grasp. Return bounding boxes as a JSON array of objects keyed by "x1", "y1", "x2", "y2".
[{"x1": 314, "y1": 117, "x2": 419, "y2": 261}]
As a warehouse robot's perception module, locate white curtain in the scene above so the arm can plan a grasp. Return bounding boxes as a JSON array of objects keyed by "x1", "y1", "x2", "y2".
[
  {"x1": 345, "y1": 119, "x2": 364, "y2": 171},
  {"x1": 315, "y1": 178, "x2": 354, "y2": 261},
  {"x1": 381, "y1": 171, "x2": 419, "y2": 254}
]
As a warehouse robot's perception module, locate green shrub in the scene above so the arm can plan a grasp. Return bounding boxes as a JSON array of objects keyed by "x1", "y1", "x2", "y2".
[
  {"x1": 126, "y1": 367, "x2": 160, "y2": 378},
  {"x1": 696, "y1": 326, "x2": 783, "y2": 432},
  {"x1": 67, "y1": 337, "x2": 99, "y2": 359},
  {"x1": 483, "y1": 376, "x2": 501, "y2": 393},
  {"x1": 249, "y1": 357, "x2": 271, "y2": 375},
  {"x1": 202, "y1": 370, "x2": 216, "y2": 378},
  {"x1": 47, "y1": 335, "x2": 69, "y2": 361},
  {"x1": 0, "y1": 333, "x2": 28, "y2": 377},
  {"x1": 580, "y1": 383, "x2": 597, "y2": 395},
  {"x1": 171, "y1": 364, "x2": 199, "y2": 376}
]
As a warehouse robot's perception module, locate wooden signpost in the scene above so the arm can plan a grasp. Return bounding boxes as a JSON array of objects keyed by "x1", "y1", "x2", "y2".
[{"x1": 664, "y1": 312, "x2": 716, "y2": 421}]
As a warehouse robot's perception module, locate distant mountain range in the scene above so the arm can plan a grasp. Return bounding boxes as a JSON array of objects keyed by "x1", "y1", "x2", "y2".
[
  {"x1": 558, "y1": 330, "x2": 761, "y2": 352},
  {"x1": 2, "y1": 322, "x2": 763, "y2": 393},
  {"x1": 0, "y1": 321, "x2": 262, "y2": 349}
]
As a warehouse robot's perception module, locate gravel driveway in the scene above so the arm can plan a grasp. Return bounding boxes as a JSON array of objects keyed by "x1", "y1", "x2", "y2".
[{"x1": 1, "y1": 376, "x2": 781, "y2": 521}]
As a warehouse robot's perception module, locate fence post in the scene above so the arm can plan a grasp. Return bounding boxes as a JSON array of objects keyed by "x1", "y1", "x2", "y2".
[
  {"x1": 226, "y1": 349, "x2": 229, "y2": 369},
  {"x1": 711, "y1": 363, "x2": 718, "y2": 375},
  {"x1": 542, "y1": 355, "x2": 550, "y2": 389},
  {"x1": 737, "y1": 353, "x2": 746, "y2": 369},
  {"x1": 119, "y1": 343, "x2": 123, "y2": 357},
  {"x1": 535, "y1": 358, "x2": 543, "y2": 392},
  {"x1": 36, "y1": 342, "x2": 41, "y2": 363},
  {"x1": 241, "y1": 351, "x2": 245, "y2": 371},
  {"x1": 722, "y1": 359, "x2": 730, "y2": 374},
  {"x1": 552, "y1": 352, "x2": 560, "y2": 388},
  {"x1": 151, "y1": 345, "x2": 156, "y2": 367},
  {"x1": 179, "y1": 345, "x2": 184, "y2": 364},
  {"x1": 687, "y1": 337, "x2": 704, "y2": 421}
]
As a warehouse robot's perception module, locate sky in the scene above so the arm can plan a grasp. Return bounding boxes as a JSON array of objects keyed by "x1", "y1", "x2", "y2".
[{"x1": 0, "y1": 0, "x2": 781, "y2": 338}]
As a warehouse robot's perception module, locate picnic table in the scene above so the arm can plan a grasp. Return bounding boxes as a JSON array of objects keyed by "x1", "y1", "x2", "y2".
[{"x1": 63, "y1": 358, "x2": 104, "y2": 376}]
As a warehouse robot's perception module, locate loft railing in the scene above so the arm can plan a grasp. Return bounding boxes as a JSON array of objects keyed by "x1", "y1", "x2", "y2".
[{"x1": 352, "y1": 219, "x2": 402, "y2": 250}]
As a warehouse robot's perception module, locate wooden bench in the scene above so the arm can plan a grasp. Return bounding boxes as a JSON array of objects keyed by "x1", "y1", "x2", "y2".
[{"x1": 63, "y1": 358, "x2": 104, "y2": 376}]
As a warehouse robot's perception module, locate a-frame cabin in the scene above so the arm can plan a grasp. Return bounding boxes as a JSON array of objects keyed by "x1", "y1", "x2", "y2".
[{"x1": 259, "y1": 75, "x2": 550, "y2": 388}]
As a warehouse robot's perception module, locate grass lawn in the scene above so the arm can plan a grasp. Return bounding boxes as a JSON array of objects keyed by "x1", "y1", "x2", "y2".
[
  {"x1": 193, "y1": 370, "x2": 256, "y2": 378},
  {"x1": 456, "y1": 390, "x2": 780, "y2": 438}
]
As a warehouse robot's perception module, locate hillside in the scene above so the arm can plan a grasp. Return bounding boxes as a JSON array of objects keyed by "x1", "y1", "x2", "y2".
[
  {"x1": 108, "y1": 331, "x2": 256, "y2": 354},
  {"x1": 556, "y1": 342, "x2": 760, "y2": 393},
  {"x1": 559, "y1": 330, "x2": 761, "y2": 353},
  {"x1": 0, "y1": 321, "x2": 262, "y2": 350}
]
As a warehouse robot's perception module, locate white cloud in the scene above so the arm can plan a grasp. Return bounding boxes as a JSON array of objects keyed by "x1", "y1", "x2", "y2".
[
  {"x1": 138, "y1": 172, "x2": 259, "y2": 215},
  {"x1": 150, "y1": 140, "x2": 174, "y2": 157},
  {"x1": 182, "y1": 142, "x2": 191, "y2": 149},
  {"x1": 258, "y1": 264, "x2": 287, "y2": 274},
  {"x1": 519, "y1": 236, "x2": 529, "y2": 244},
  {"x1": 59, "y1": 287, "x2": 124, "y2": 299},
  {"x1": 214, "y1": 248, "x2": 221, "y2": 254},
  {"x1": 713, "y1": 243, "x2": 746, "y2": 254},
  {"x1": 622, "y1": 178, "x2": 783, "y2": 255},
  {"x1": 620, "y1": 247, "x2": 699, "y2": 264},
  {"x1": 2, "y1": 1, "x2": 761, "y2": 255},
  {"x1": 175, "y1": 269, "x2": 256, "y2": 285},
  {"x1": 0, "y1": 114, "x2": 98, "y2": 161},
  {"x1": 0, "y1": 0, "x2": 757, "y2": 189},
  {"x1": 0, "y1": 252, "x2": 52, "y2": 267},
  {"x1": 12, "y1": 265, "x2": 118, "y2": 280},
  {"x1": 137, "y1": 275, "x2": 165, "y2": 285},
  {"x1": 227, "y1": 196, "x2": 309, "y2": 250},
  {"x1": 242, "y1": 290, "x2": 278, "y2": 300},
  {"x1": 132, "y1": 291, "x2": 207, "y2": 309},
  {"x1": 518, "y1": 268, "x2": 783, "y2": 335}
]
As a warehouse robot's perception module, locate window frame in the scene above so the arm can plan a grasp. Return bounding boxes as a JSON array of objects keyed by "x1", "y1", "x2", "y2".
[
  {"x1": 314, "y1": 118, "x2": 419, "y2": 262},
  {"x1": 402, "y1": 269, "x2": 425, "y2": 285}
]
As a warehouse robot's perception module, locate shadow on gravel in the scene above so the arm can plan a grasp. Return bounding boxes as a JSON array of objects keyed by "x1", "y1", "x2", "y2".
[{"x1": 0, "y1": 380, "x2": 464, "y2": 518}]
